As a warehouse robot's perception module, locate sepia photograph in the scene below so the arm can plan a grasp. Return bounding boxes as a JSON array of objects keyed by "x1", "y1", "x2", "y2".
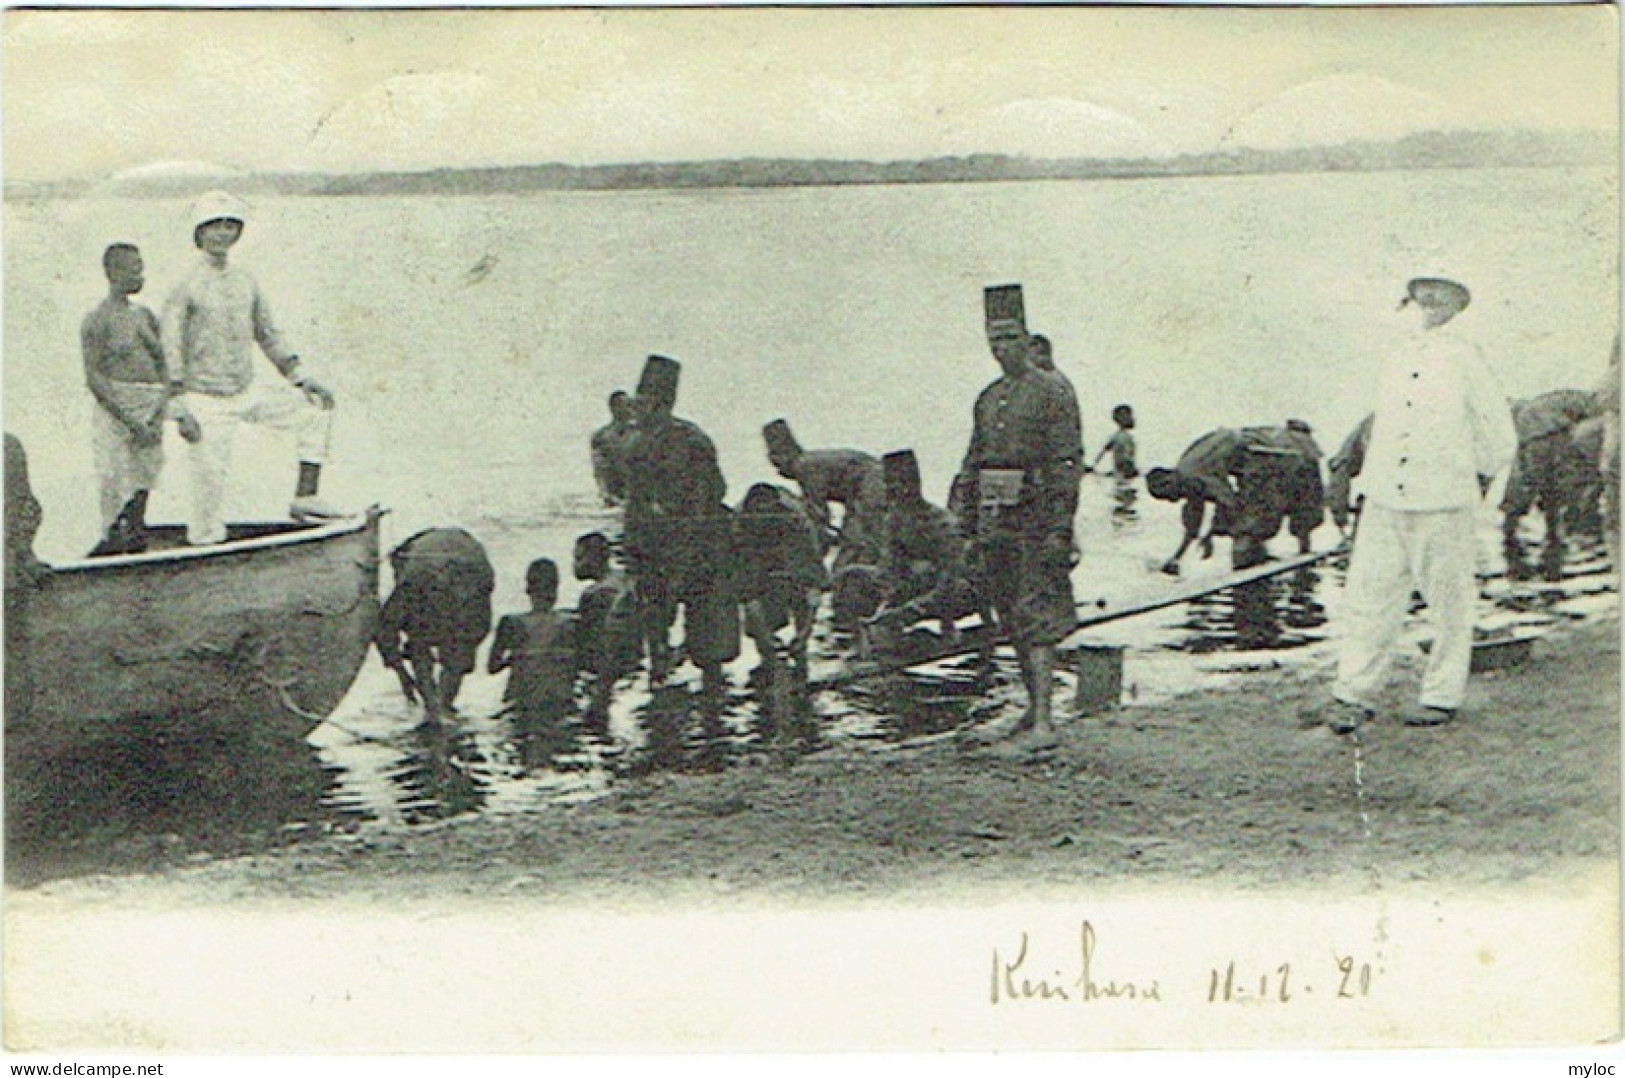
[{"x1": 2, "y1": 3, "x2": 1619, "y2": 1059}]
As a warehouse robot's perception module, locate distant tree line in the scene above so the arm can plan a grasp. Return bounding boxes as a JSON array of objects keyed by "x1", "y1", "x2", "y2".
[{"x1": 8, "y1": 127, "x2": 1614, "y2": 202}]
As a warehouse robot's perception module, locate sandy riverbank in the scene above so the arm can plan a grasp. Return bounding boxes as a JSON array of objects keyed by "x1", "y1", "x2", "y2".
[{"x1": 12, "y1": 614, "x2": 1616, "y2": 907}]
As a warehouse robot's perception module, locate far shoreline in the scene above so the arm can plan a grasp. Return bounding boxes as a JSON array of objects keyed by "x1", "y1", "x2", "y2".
[{"x1": 6, "y1": 127, "x2": 1614, "y2": 203}]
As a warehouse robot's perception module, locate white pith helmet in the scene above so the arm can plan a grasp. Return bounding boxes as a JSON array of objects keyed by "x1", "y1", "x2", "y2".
[{"x1": 191, "y1": 189, "x2": 249, "y2": 233}]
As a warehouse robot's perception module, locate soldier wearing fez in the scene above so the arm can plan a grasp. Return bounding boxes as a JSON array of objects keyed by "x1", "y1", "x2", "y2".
[
  {"x1": 865, "y1": 448, "x2": 979, "y2": 642},
  {"x1": 623, "y1": 354, "x2": 741, "y2": 695},
  {"x1": 951, "y1": 284, "x2": 1083, "y2": 754}
]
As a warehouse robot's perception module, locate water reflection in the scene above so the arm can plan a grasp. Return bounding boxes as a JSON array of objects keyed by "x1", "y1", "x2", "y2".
[
  {"x1": 831, "y1": 661, "x2": 993, "y2": 743},
  {"x1": 6, "y1": 707, "x2": 327, "y2": 885},
  {"x1": 1170, "y1": 564, "x2": 1331, "y2": 655},
  {"x1": 1110, "y1": 480, "x2": 1141, "y2": 530},
  {"x1": 15, "y1": 532, "x2": 1614, "y2": 884}
]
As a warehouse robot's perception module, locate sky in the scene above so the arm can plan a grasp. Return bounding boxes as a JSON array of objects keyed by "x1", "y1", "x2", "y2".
[{"x1": 2, "y1": 5, "x2": 1618, "y2": 181}]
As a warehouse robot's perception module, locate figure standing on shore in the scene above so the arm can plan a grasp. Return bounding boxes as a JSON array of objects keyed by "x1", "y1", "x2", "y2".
[
  {"x1": 82, "y1": 243, "x2": 201, "y2": 555},
  {"x1": 623, "y1": 355, "x2": 741, "y2": 695},
  {"x1": 590, "y1": 390, "x2": 636, "y2": 508},
  {"x1": 1326, "y1": 277, "x2": 1515, "y2": 732},
  {"x1": 951, "y1": 284, "x2": 1083, "y2": 755},
  {"x1": 161, "y1": 190, "x2": 339, "y2": 546}
]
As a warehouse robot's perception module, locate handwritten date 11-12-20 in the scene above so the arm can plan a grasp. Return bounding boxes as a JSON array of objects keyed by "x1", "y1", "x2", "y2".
[{"x1": 1208, "y1": 955, "x2": 1379, "y2": 1004}]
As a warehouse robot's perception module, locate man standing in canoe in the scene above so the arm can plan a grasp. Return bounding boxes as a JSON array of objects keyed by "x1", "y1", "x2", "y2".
[
  {"x1": 161, "y1": 190, "x2": 339, "y2": 546},
  {"x1": 951, "y1": 284, "x2": 1083, "y2": 755},
  {"x1": 1325, "y1": 276, "x2": 1516, "y2": 732},
  {"x1": 82, "y1": 243, "x2": 201, "y2": 554},
  {"x1": 623, "y1": 354, "x2": 741, "y2": 695}
]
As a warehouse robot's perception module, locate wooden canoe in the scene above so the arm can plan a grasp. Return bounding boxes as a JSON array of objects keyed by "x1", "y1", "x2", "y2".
[{"x1": 5, "y1": 509, "x2": 384, "y2": 759}]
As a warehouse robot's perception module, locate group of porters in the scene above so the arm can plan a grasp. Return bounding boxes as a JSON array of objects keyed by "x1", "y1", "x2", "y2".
[
  {"x1": 383, "y1": 282, "x2": 1090, "y2": 752},
  {"x1": 377, "y1": 360, "x2": 1002, "y2": 739},
  {"x1": 373, "y1": 282, "x2": 1615, "y2": 756},
  {"x1": 3, "y1": 272, "x2": 1610, "y2": 757}
]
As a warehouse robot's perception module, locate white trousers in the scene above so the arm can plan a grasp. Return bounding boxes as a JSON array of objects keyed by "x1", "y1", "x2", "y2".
[
  {"x1": 1333, "y1": 502, "x2": 1478, "y2": 711},
  {"x1": 182, "y1": 382, "x2": 332, "y2": 546}
]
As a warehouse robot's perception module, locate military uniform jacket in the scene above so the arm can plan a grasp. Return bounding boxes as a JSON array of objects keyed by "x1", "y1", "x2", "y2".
[
  {"x1": 624, "y1": 416, "x2": 733, "y2": 583},
  {"x1": 954, "y1": 365, "x2": 1083, "y2": 528}
]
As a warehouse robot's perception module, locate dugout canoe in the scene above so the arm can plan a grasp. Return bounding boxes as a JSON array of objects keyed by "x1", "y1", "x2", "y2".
[{"x1": 4, "y1": 509, "x2": 383, "y2": 759}]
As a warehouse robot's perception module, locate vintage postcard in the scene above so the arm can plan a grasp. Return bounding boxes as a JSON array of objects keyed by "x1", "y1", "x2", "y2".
[{"x1": 2, "y1": 4, "x2": 1618, "y2": 1062}]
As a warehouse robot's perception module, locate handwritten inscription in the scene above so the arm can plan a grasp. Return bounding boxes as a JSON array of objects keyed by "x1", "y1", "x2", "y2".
[
  {"x1": 990, "y1": 921, "x2": 1163, "y2": 1005},
  {"x1": 1207, "y1": 955, "x2": 1378, "y2": 1004},
  {"x1": 988, "y1": 922, "x2": 1382, "y2": 1006}
]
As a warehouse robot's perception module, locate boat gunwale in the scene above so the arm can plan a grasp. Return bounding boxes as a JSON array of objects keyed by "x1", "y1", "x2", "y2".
[{"x1": 38, "y1": 506, "x2": 385, "y2": 577}]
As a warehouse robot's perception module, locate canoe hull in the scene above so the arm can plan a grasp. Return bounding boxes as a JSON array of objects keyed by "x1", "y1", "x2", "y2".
[{"x1": 5, "y1": 511, "x2": 383, "y2": 758}]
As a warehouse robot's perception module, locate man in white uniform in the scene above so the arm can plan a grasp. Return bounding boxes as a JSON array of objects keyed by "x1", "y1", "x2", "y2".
[
  {"x1": 1328, "y1": 277, "x2": 1516, "y2": 732},
  {"x1": 162, "y1": 190, "x2": 339, "y2": 546}
]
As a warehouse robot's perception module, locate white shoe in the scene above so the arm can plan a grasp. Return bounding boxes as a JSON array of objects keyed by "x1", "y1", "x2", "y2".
[{"x1": 290, "y1": 495, "x2": 346, "y2": 522}]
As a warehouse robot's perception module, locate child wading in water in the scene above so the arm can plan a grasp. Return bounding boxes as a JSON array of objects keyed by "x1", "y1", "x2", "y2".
[
  {"x1": 489, "y1": 558, "x2": 579, "y2": 764},
  {"x1": 1088, "y1": 404, "x2": 1139, "y2": 526}
]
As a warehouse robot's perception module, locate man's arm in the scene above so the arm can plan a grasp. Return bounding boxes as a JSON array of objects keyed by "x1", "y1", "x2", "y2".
[
  {"x1": 252, "y1": 279, "x2": 334, "y2": 408},
  {"x1": 137, "y1": 308, "x2": 170, "y2": 388},
  {"x1": 1160, "y1": 496, "x2": 1209, "y2": 574},
  {"x1": 158, "y1": 281, "x2": 191, "y2": 394},
  {"x1": 487, "y1": 616, "x2": 516, "y2": 675},
  {"x1": 136, "y1": 308, "x2": 202, "y2": 442},
  {"x1": 1329, "y1": 414, "x2": 1373, "y2": 480},
  {"x1": 377, "y1": 595, "x2": 421, "y2": 703},
  {"x1": 1048, "y1": 379, "x2": 1085, "y2": 465},
  {"x1": 1087, "y1": 435, "x2": 1114, "y2": 474},
  {"x1": 1029, "y1": 380, "x2": 1083, "y2": 520},
  {"x1": 1466, "y1": 356, "x2": 1517, "y2": 482},
  {"x1": 81, "y1": 313, "x2": 157, "y2": 442},
  {"x1": 249, "y1": 277, "x2": 298, "y2": 377},
  {"x1": 590, "y1": 430, "x2": 616, "y2": 501},
  {"x1": 1327, "y1": 414, "x2": 1373, "y2": 531},
  {"x1": 795, "y1": 463, "x2": 836, "y2": 538}
]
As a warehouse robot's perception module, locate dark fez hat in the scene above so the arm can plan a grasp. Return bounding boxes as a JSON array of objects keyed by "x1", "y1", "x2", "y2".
[
  {"x1": 763, "y1": 418, "x2": 800, "y2": 454},
  {"x1": 638, "y1": 354, "x2": 681, "y2": 401},
  {"x1": 1406, "y1": 277, "x2": 1471, "y2": 313},
  {"x1": 984, "y1": 283, "x2": 1027, "y2": 333},
  {"x1": 882, "y1": 449, "x2": 922, "y2": 496}
]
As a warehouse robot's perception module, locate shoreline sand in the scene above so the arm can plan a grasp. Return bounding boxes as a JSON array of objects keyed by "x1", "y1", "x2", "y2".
[{"x1": 11, "y1": 612, "x2": 1616, "y2": 906}]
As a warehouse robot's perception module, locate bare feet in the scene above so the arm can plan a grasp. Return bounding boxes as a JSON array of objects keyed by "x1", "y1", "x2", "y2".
[
  {"x1": 964, "y1": 709, "x2": 1034, "y2": 747},
  {"x1": 986, "y1": 726, "x2": 1059, "y2": 758}
]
